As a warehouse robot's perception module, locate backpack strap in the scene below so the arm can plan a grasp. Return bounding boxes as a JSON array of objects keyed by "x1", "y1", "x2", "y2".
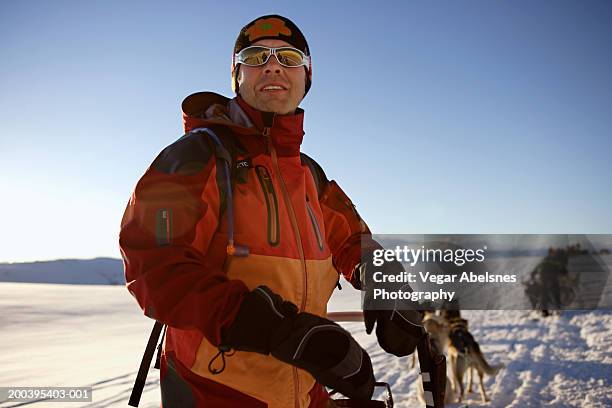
[
  {"x1": 300, "y1": 152, "x2": 328, "y2": 199},
  {"x1": 153, "y1": 324, "x2": 167, "y2": 369},
  {"x1": 128, "y1": 321, "x2": 165, "y2": 407},
  {"x1": 209, "y1": 126, "x2": 239, "y2": 219},
  {"x1": 191, "y1": 127, "x2": 248, "y2": 257}
]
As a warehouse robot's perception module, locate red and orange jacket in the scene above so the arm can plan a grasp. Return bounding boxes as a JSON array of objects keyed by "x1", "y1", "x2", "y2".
[{"x1": 119, "y1": 92, "x2": 375, "y2": 408}]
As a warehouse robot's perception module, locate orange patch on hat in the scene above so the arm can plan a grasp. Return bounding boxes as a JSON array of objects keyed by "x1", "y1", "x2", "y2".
[{"x1": 245, "y1": 17, "x2": 292, "y2": 41}]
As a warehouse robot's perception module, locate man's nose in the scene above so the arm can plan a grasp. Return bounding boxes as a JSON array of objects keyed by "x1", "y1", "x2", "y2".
[{"x1": 263, "y1": 54, "x2": 283, "y2": 74}]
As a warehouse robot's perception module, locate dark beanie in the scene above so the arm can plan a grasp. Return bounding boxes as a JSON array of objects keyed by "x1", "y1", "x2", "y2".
[{"x1": 231, "y1": 15, "x2": 312, "y2": 95}]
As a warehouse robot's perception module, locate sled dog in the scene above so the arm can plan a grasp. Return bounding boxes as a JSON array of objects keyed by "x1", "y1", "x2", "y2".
[{"x1": 443, "y1": 311, "x2": 503, "y2": 403}]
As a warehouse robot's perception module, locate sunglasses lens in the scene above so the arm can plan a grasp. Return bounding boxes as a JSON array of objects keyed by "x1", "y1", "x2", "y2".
[
  {"x1": 239, "y1": 47, "x2": 270, "y2": 66},
  {"x1": 237, "y1": 47, "x2": 307, "y2": 68},
  {"x1": 275, "y1": 48, "x2": 306, "y2": 67}
]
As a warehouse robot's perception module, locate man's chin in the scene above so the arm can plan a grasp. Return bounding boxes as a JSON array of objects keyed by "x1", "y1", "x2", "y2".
[{"x1": 259, "y1": 100, "x2": 294, "y2": 115}]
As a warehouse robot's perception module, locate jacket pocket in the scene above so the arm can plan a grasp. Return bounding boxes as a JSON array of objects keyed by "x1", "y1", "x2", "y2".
[
  {"x1": 255, "y1": 166, "x2": 280, "y2": 246},
  {"x1": 306, "y1": 195, "x2": 324, "y2": 251}
]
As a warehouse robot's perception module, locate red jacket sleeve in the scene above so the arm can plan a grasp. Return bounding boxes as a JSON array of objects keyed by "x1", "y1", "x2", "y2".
[
  {"x1": 119, "y1": 134, "x2": 249, "y2": 345},
  {"x1": 319, "y1": 180, "x2": 382, "y2": 287}
]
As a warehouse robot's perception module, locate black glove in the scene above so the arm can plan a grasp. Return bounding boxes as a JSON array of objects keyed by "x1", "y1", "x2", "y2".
[
  {"x1": 364, "y1": 308, "x2": 425, "y2": 357},
  {"x1": 224, "y1": 286, "x2": 298, "y2": 354},
  {"x1": 223, "y1": 286, "x2": 375, "y2": 401},
  {"x1": 358, "y1": 258, "x2": 426, "y2": 357},
  {"x1": 272, "y1": 312, "x2": 375, "y2": 400}
]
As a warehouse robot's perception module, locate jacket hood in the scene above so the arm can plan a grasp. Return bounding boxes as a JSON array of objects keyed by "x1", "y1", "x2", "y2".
[{"x1": 181, "y1": 92, "x2": 305, "y2": 156}]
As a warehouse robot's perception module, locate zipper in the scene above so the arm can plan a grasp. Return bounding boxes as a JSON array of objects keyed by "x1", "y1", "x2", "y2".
[
  {"x1": 255, "y1": 165, "x2": 280, "y2": 246},
  {"x1": 306, "y1": 195, "x2": 324, "y2": 251},
  {"x1": 293, "y1": 369, "x2": 300, "y2": 408},
  {"x1": 264, "y1": 124, "x2": 306, "y2": 408},
  {"x1": 263, "y1": 125, "x2": 308, "y2": 312},
  {"x1": 155, "y1": 209, "x2": 172, "y2": 246}
]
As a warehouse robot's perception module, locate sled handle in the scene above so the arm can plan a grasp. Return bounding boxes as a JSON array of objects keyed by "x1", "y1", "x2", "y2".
[{"x1": 327, "y1": 311, "x2": 364, "y2": 322}]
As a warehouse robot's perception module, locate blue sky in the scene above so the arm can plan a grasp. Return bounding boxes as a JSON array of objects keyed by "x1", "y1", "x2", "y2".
[{"x1": 1, "y1": 0, "x2": 611, "y2": 262}]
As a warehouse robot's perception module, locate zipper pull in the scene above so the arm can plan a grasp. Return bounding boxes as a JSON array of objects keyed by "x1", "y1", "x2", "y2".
[
  {"x1": 263, "y1": 127, "x2": 271, "y2": 153},
  {"x1": 262, "y1": 112, "x2": 275, "y2": 154},
  {"x1": 262, "y1": 167, "x2": 274, "y2": 190}
]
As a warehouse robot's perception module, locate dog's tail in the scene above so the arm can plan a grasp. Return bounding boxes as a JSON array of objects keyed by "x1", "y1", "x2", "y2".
[{"x1": 470, "y1": 342, "x2": 504, "y2": 376}]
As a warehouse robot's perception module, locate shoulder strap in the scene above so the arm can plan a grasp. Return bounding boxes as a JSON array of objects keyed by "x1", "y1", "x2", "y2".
[
  {"x1": 201, "y1": 125, "x2": 247, "y2": 218},
  {"x1": 211, "y1": 127, "x2": 238, "y2": 218},
  {"x1": 128, "y1": 321, "x2": 165, "y2": 407},
  {"x1": 300, "y1": 152, "x2": 328, "y2": 199},
  {"x1": 191, "y1": 127, "x2": 248, "y2": 257},
  {"x1": 176, "y1": 126, "x2": 242, "y2": 218}
]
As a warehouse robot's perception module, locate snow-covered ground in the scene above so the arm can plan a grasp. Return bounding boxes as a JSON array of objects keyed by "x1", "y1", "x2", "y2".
[{"x1": 0, "y1": 281, "x2": 610, "y2": 407}]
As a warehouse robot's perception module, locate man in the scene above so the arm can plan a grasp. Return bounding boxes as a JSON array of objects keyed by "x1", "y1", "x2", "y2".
[
  {"x1": 529, "y1": 248, "x2": 569, "y2": 316},
  {"x1": 120, "y1": 15, "x2": 426, "y2": 408}
]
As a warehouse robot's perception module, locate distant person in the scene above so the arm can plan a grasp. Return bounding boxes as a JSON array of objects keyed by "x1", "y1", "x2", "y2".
[
  {"x1": 529, "y1": 249, "x2": 569, "y2": 316},
  {"x1": 119, "y1": 15, "x2": 431, "y2": 407}
]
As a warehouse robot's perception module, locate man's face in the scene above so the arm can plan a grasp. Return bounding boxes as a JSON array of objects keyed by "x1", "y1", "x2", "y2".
[{"x1": 237, "y1": 39, "x2": 306, "y2": 115}]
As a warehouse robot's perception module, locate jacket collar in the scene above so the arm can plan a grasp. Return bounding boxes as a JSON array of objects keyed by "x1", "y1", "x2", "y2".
[
  {"x1": 181, "y1": 92, "x2": 304, "y2": 157},
  {"x1": 235, "y1": 97, "x2": 305, "y2": 157}
]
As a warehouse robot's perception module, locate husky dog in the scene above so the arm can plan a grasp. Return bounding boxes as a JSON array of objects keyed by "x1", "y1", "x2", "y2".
[{"x1": 442, "y1": 310, "x2": 503, "y2": 403}]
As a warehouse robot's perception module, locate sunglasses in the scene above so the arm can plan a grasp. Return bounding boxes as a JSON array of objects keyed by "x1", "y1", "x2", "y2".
[{"x1": 235, "y1": 46, "x2": 310, "y2": 68}]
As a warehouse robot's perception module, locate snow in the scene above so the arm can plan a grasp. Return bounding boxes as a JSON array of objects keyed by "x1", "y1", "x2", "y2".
[
  {"x1": 0, "y1": 278, "x2": 610, "y2": 407},
  {"x1": 330, "y1": 286, "x2": 612, "y2": 407},
  {"x1": 0, "y1": 283, "x2": 157, "y2": 408}
]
